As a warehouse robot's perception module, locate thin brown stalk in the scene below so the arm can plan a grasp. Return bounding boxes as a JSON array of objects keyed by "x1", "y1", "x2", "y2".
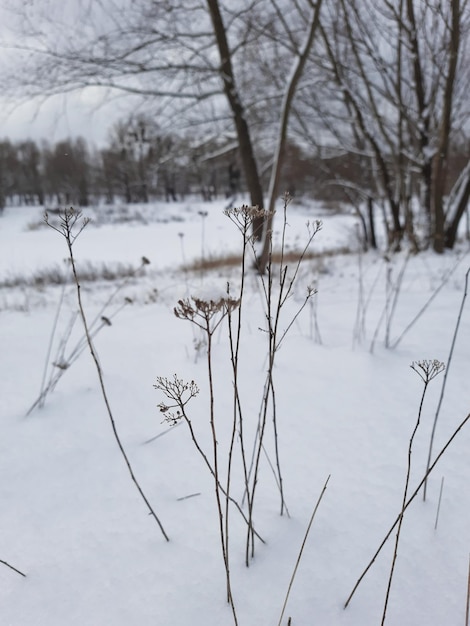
[
  {"x1": 381, "y1": 360, "x2": 444, "y2": 625},
  {"x1": 0, "y1": 558, "x2": 26, "y2": 577},
  {"x1": 345, "y1": 410, "x2": 470, "y2": 609},
  {"x1": 46, "y1": 209, "x2": 169, "y2": 542},
  {"x1": 155, "y1": 376, "x2": 265, "y2": 545},
  {"x1": 424, "y1": 267, "x2": 469, "y2": 501},
  {"x1": 434, "y1": 477, "x2": 445, "y2": 530},
  {"x1": 38, "y1": 273, "x2": 69, "y2": 409},
  {"x1": 225, "y1": 209, "x2": 253, "y2": 567},
  {"x1": 390, "y1": 252, "x2": 468, "y2": 349},
  {"x1": 206, "y1": 329, "x2": 236, "y2": 614},
  {"x1": 466, "y1": 553, "x2": 470, "y2": 626},
  {"x1": 169, "y1": 297, "x2": 240, "y2": 624},
  {"x1": 277, "y1": 475, "x2": 331, "y2": 626}
]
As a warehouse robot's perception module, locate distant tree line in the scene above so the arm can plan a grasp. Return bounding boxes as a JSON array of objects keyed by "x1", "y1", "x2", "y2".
[
  {"x1": 1, "y1": 113, "x2": 468, "y2": 224},
  {"x1": 0, "y1": 118, "x2": 241, "y2": 210},
  {"x1": 0, "y1": 114, "x2": 383, "y2": 209}
]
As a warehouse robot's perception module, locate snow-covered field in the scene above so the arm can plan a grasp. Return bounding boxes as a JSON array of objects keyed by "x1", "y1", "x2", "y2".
[{"x1": 0, "y1": 198, "x2": 469, "y2": 626}]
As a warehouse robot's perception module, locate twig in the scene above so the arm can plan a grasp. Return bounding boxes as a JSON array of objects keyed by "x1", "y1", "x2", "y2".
[
  {"x1": 466, "y1": 553, "x2": 470, "y2": 626},
  {"x1": 38, "y1": 273, "x2": 69, "y2": 409},
  {"x1": 344, "y1": 410, "x2": 470, "y2": 609},
  {"x1": 0, "y1": 558, "x2": 26, "y2": 578},
  {"x1": 380, "y1": 360, "x2": 444, "y2": 625},
  {"x1": 423, "y1": 267, "x2": 469, "y2": 501},
  {"x1": 176, "y1": 492, "x2": 201, "y2": 501},
  {"x1": 434, "y1": 477, "x2": 445, "y2": 530},
  {"x1": 155, "y1": 375, "x2": 266, "y2": 544},
  {"x1": 46, "y1": 209, "x2": 169, "y2": 542},
  {"x1": 390, "y1": 253, "x2": 468, "y2": 349},
  {"x1": 142, "y1": 421, "x2": 183, "y2": 444},
  {"x1": 385, "y1": 252, "x2": 410, "y2": 348},
  {"x1": 277, "y1": 475, "x2": 331, "y2": 626}
]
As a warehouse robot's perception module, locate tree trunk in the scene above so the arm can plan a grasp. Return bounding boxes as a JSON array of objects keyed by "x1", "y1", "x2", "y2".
[
  {"x1": 431, "y1": 0, "x2": 460, "y2": 253},
  {"x1": 367, "y1": 197, "x2": 377, "y2": 250},
  {"x1": 445, "y1": 160, "x2": 470, "y2": 248},
  {"x1": 257, "y1": 0, "x2": 324, "y2": 273},
  {"x1": 206, "y1": 0, "x2": 264, "y2": 239}
]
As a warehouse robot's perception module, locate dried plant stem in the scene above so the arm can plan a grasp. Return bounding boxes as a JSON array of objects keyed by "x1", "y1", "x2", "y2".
[
  {"x1": 167, "y1": 296, "x2": 240, "y2": 624},
  {"x1": 380, "y1": 361, "x2": 438, "y2": 626},
  {"x1": 277, "y1": 475, "x2": 330, "y2": 626},
  {"x1": 70, "y1": 258, "x2": 168, "y2": 540},
  {"x1": 26, "y1": 314, "x2": 108, "y2": 415},
  {"x1": 353, "y1": 242, "x2": 365, "y2": 346},
  {"x1": 345, "y1": 410, "x2": 470, "y2": 609},
  {"x1": 206, "y1": 329, "x2": 237, "y2": 621},
  {"x1": 142, "y1": 421, "x2": 183, "y2": 444},
  {"x1": 224, "y1": 210, "x2": 253, "y2": 568},
  {"x1": 26, "y1": 257, "x2": 139, "y2": 416},
  {"x1": 250, "y1": 200, "x2": 319, "y2": 531},
  {"x1": 390, "y1": 252, "x2": 468, "y2": 349},
  {"x1": 434, "y1": 477, "x2": 445, "y2": 530},
  {"x1": 466, "y1": 553, "x2": 470, "y2": 626},
  {"x1": 385, "y1": 253, "x2": 410, "y2": 348},
  {"x1": 0, "y1": 558, "x2": 26, "y2": 577},
  {"x1": 369, "y1": 298, "x2": 387, "y2": 354},
  {"x1": 38, "y1": 276, "x2": 69, "y2": 409},
  {"x1": 423, "y1": 267, "x2": 469, "y2": 501},
  {"x1": 47, "y1": 209, "x2": 169, "y2": 542},
  {"x1": 156, "y1": 378, "x2": 265, "y2": 545},
  {"x1": 201, "y1": 314, "x2": 238, "y2": 623}
]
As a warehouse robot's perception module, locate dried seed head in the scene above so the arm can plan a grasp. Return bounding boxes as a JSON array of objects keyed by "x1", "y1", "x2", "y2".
[{"x1": 411, "y1": 359, "x2": 445, "y2": 383}]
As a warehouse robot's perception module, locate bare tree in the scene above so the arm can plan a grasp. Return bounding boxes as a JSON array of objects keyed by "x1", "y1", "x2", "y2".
[
  {"x1": 0, "y1": 139, "x2": 18, "y2": 210},
  {"x1": 1, "y1": 0, "x2": 325, "y2": 246},
  {"x1": 299, "y1": 0, "x2": 470, "y2": 251},
  {"x1": 43, "y1": 137, "x2": 91, "y2": 206}
]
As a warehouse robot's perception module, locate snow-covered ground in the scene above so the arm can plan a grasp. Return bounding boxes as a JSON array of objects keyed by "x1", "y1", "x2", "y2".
[{"x1": 0, "y1": 198, "x2": 469, "y2": 626}]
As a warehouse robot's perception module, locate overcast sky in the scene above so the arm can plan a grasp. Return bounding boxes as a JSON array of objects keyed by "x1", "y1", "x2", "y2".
[
  {"x1": 0, "y1": 88, "x2": 139, "y2": 147},
  {"x1": 0, "y1": 1, "x2": 137, "y2": 147}
]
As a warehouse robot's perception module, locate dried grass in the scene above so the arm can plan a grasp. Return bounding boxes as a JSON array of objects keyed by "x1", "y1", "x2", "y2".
[
  {"x1": 183, "y1": 245, "x2": 352, "y2": 272},
  {"x1": 0, "y1": 261, "x2": 143, "y2": 289}
]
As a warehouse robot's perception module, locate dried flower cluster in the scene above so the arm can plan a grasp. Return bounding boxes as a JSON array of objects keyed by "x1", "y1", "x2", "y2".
[
  {"x1": 224, "y1": 205, "x2": 274, "y2": 239},
  {"x1": 306, "y1": 219, "x2": 322, "y2": 237},
  {"x1": 154, "y1": 375, "x2": 199, "y2": 426},
  {"x1": 410, "y1": 359, "x2": 445, "y2": 383},
  {"x1": 174, "y1": 296, "x2": 240, "y2": 325}
]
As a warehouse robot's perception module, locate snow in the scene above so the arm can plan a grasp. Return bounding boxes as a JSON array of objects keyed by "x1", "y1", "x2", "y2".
[{"x1": 0, "y1": 198, "x2": 469, "y2": 626}]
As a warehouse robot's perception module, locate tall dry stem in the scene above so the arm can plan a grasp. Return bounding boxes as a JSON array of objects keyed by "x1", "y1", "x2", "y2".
[
  {"x1": 0, "y1": 558, "x2": 26, "y2": 577},
  {"x1": 244, "y1": 196, "x2": 320, "y2": 561},
  {"x1": 277, "y1": 475, "x2": 330, "y2": 626},
  {"x1": 345, "y1": 408, "x2": 470, "y2": 610},
  {"x1": 423, "y1": 267, "x2": 469, "y2": 500},
  {"x1": 45, "y1": 208, "x2": 169, "y2": 542},
  {"x1": 171, "y1": 296, "x2": 240, "y2": 624},
  {"x1": 380, "y1": 360, "x2": 444, "y2": 625}
]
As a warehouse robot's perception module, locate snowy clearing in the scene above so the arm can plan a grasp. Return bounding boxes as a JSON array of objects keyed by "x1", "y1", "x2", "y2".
[{"x1": 0, "y1": 199, "x2": 469, "y2": 626}]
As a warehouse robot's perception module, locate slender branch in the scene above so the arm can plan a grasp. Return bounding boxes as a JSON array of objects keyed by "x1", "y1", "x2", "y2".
[
  {"x1": 46, "y1": 209, "x2": 169, "y2": 542},
  {"x1": 345, "y1": 409, "x2": 470, "y2": 609},
  {"x1": 466, "y1": 553, "x2": 470, "y2": 626},
  {"x1": 390, "y1": 253, "x2": 468, "y2": 349},
  {"x1": 423, "y1": 267, "x2": 469, "y2": 500},
  {"x1": 381, "y1": 359, "x2": 444, "y2": 625},
  {"x1": 0, "y1": 559, "x2": 26, "y2": 578},
  {"x1": 277, "y1": 475, "x2": 331, "y2": 626}
]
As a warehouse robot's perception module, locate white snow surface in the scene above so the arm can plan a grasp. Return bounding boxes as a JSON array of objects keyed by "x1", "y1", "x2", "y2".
[{"x1": 0, "y1": 198, "x2": 469, "y2": 626}]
